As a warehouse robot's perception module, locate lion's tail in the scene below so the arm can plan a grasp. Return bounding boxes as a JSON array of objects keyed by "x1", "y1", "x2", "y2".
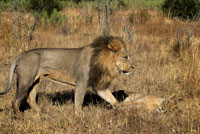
[{"x1": 0, "y1": 55, "x2": 20, "y2": 95}]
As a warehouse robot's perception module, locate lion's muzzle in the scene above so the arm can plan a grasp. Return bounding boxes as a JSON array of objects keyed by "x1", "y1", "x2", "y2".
[{"x1": 122, "y1": 65, "x2": 135, "y2": 75}]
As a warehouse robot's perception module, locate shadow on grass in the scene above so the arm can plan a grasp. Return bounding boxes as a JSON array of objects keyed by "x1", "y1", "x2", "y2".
[{"x1": 19, "y1": 90, "x2": 129, "y2": 112}]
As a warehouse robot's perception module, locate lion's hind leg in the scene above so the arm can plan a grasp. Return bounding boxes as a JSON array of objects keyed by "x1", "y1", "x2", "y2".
[
  {"x1": 12, "y1": 94, "x2": 25, "y2": 116},
  {"x1": 13, "y1": 75, "x2": 40, "y2": 116},
  {"x1": 13, "y1": 53, "x2": 40, "y2": 116},
  {"x1": 27, "y1": 78, "x2": 41, "y2": 113},
  {"x1": 12, "y1": 78, "x2": 33, "y2": 116}
]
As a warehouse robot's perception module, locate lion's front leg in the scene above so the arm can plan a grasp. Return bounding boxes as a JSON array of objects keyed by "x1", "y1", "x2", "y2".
[
  {"x1": 97, "y1": 89, "x2": 118, "y2": 105},
  {"x1": 74, "y1": 80, "x2": 87, "y2": 114}
]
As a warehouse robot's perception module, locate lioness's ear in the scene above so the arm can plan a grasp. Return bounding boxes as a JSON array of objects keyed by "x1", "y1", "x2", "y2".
[{"x1": 107, "y1": 39, "x2": 122, "y2": 52}]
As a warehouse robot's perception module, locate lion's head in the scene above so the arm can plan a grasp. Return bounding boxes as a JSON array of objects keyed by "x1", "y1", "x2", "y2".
[{"x1": 88, "y1": 36, "x2": 134, "y2": 90}]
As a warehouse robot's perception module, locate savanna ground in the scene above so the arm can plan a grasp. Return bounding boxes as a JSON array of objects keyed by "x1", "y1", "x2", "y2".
[{"x1": 0, "y1": 2, "x2": 200, "y2": 134}]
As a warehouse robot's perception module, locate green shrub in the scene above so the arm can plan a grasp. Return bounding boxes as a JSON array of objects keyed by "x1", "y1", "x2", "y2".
[
  {"x1": 49, "y1": 9, "x2": 67, "y2": 24},
  {"x1": 0, "y1": 0, "x2": 13, "y2": 12},
  {"x1": 39, "y1": 9, "x2": 67, "y2": 25},
  {"x1": 29, "y1": 0, "x2": 62, "y2": 17},
  {"x1": 161, "y1": 0, "x2": 200, "y2": 20},
  {"x1": 28, "y1": 0, "x2": 67, "y2": 24}
]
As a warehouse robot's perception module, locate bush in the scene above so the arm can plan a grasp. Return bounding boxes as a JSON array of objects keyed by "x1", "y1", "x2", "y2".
[
  {"x1": 29, "y1": 0, "x2": 68, "y2": 25},
  {"x1": 49, "y1": 9, "x2": 67, "y2": 24},
  {"x1": 0, "y1": 0, "x2": 13, "y2": 12},
  {"x1": 29, "y1": 0, "x2": 62, "y2": 17},
  {"x1": 161, "y1": 0, "x2": 200, "y2": 20}
]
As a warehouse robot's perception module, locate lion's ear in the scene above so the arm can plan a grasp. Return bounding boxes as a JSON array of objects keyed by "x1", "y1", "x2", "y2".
[{"x1": 107, "y1": 40, "x2": 122, "y2": 52}]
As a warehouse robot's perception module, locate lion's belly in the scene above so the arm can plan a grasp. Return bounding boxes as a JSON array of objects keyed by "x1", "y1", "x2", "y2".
[{"x1": 45, "y1": 69, "x2": 76, "y2": 86}]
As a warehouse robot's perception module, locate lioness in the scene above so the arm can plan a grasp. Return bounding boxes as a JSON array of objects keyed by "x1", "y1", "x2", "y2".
[
  {"x1": 119, "y1": 93, "x2": 175, "y2": 112},
  {"x1": 120, "y1": 93, "x2": 165, "y2": 112},
  {"x1": 0, "y1": 36, "x2": 134, "y2": 115}
]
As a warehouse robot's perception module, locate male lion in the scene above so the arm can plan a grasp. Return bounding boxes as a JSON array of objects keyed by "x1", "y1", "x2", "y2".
[{"x1": 0, "y1": 36, "x2": 134, "y2": 115}]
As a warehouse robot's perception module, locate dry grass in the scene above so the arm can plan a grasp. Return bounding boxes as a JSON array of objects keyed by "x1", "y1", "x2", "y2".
[{"x1": 0, "y1": 8, "x2": 200, "y2": 134}]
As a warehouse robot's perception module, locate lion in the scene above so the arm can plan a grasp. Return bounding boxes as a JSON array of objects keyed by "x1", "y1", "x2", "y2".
[
  {"x1": 119, "y1": 93, "x2": 175, "y2": 112},
  {"x1": 0, "y1": 36, "x2": 134, "y2": 115}
]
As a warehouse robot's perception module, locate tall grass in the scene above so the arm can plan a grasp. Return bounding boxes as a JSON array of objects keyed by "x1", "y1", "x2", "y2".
[{"x1": 0, "y1": 5, "x2": 200, "y2": 134}]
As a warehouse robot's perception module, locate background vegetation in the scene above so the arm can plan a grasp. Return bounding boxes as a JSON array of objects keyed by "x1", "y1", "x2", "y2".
[
  {"x1": 0, "y1": 0, "x2": 200, "y2": 134},
  {"x1": 161, "y1": 0, "x2": 200, "y2": 20}
]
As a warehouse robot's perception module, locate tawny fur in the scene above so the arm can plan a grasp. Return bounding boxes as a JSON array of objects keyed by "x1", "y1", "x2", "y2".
[{"x1": 119, "y1": 93, "x2": 167, "y2": 112}]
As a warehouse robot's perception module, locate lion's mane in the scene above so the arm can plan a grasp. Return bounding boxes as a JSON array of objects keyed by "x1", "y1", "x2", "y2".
[{"x1": 88, "y1": 36, "x2": 124, "y2": 90}]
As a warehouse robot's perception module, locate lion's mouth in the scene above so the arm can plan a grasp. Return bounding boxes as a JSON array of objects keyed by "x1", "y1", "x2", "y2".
[
  {"x1": 117, "y1": 65, "x2": 134, "y2": 75},
  {"x1": 122, "y1": 66, "x2": 134, "y2": 75},
  {"x1": 122, "y1": 70, "x2": 131, "y2": 75}
]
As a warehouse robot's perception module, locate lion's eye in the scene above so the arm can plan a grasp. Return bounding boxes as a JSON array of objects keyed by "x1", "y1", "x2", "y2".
[{"x1": 124, "y1": 56, "x2": 128, "y2": 59}]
